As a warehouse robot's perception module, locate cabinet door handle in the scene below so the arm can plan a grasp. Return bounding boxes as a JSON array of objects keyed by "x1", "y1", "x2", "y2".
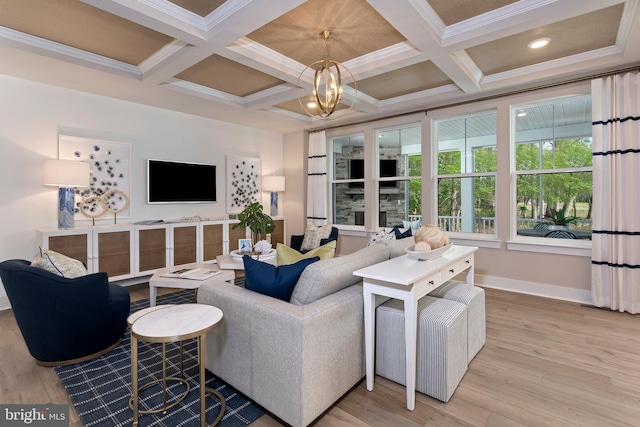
[
  {"x1": 465, "y1": 260, "x2": 470, "y2": 264},
  {"x1": 449, "y1": 269, "x2": 455, "y2": 273},
  {"x1": 429, "y1": 280, "x2": 434, "y2": 285}
]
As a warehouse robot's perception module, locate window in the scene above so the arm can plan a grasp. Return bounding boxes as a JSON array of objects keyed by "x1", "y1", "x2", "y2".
[
  {"x1": 434, "y1": 112, "x2": 497, "y2": 235},
  {"x1": 331, "y1": 133, "x2": 365, "y2": 226},
  {"x1": 329, "y1": 123, "x2": 422, "y2": 229},
  {"x1": 513, "y1": 96, "x2": 592, "y2": 237},
  {"x1": 376, "y1": 124, "x2": 422, "y2": 228}
]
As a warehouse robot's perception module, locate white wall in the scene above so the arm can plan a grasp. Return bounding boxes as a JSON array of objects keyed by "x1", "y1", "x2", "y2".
[{"x1": 0, "y1": 74, "x2": 283, "y2": 304}]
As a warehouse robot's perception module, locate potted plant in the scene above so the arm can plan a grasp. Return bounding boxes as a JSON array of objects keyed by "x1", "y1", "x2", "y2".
[
  {"x1": 232, "y1": 202, "x2": 275, "y2": 252},
  {"x1": 542, "y1": 207, "x2": 579, "y2": 230}
]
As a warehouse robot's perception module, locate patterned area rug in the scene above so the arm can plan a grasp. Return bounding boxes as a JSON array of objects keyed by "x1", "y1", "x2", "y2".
[{"x1": 55, "y1": 289, "x2": 264, "y2": 427}]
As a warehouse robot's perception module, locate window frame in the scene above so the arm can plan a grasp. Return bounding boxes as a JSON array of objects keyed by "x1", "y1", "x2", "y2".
[
  {"x1": 432, "y1": 109, "x2": 498, "y2": 239},
  {"x1": 510, "y1": 95, "x2": 593, "y2": 247},
  {"x1": 374, "y1": 123, "x2": 422, "y2": 229}
]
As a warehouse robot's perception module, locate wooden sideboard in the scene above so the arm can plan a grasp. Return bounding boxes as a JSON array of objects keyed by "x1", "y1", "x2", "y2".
[{"x1": 37, "y1": 218, "x2": 285, "y2": 282}]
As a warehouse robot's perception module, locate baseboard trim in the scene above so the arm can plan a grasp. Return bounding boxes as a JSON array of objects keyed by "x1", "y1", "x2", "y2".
[{"x1": 475, "y1": 274, "x2": 591, "y2": 305}]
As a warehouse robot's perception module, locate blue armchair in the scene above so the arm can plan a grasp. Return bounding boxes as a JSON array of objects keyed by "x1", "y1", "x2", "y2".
[
  {"x1": 0, "y1": 259, "x2": 130, "y2": 366},
  {"x1": 290, "y1": 227, "x2": 339, "y2": 253}
]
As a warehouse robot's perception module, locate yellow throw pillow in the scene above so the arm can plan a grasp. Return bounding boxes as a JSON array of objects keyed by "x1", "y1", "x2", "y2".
[
  {"x1": 277, "y1": 240, "x2": 336, "y2": 266},
  {"x1": 31, "y1": 248, "x2": 88, "y2": 278}
]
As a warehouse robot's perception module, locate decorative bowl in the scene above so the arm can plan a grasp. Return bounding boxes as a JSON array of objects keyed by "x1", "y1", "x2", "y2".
[{"x1": 405, "y1": 243, "x2": 452, "y2": 261}]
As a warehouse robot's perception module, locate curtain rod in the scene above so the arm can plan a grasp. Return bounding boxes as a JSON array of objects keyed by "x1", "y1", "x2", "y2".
[{"x1": 308, "y1": 64, "x2": 640, "y2": 133}]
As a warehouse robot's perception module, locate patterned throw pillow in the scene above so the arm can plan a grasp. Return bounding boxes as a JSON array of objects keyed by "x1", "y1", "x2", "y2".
[
  {"x1": 31, "y1": 248, "x2": 88, "y2": 278},
  {"x1": 367, "y1": 228, "x2": 395, "y2": 246},
  {"x1": 300, "y1": 222, "x2": 333, "y2": 251},
  {"x1": 276, "y1": 241, "x2": 336, "y2": 266}
]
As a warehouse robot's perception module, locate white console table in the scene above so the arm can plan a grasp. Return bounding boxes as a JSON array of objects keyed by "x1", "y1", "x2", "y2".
[{"x1": 353, "y1": 244, "x2": 478, "y2": 411}]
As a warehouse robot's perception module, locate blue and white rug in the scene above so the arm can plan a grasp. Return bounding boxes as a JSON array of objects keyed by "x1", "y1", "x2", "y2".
[{"x1": 55, "y1": 289, "x2": 264, "y2": 426}]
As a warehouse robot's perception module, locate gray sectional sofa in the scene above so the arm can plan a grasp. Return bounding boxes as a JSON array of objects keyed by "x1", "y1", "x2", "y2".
[{"x1": 196, "y1": 240, "x2": 411, "y2": 427}]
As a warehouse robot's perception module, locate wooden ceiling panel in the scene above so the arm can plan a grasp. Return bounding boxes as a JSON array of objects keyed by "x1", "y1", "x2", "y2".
[
  {"x1": 0, "y1": 0, "x2": 172, "y2": 65},
  {"x1": 167, "y1": 0, "x2": 227, "y2": 18},
  {"x1": 247, "y1": 0, "x2": 406, "y2": 66},
  {"x1": 428, "y1": 0, "x2": 517, "y2": 26},
  {"x1": 176, "y1": 55, "x2": 285, "y2": 97},
  {"x1": 353, "y1": 61, "x2": 453, "y2": 100},
  {"x1": 466, "y1": 5, "x2": 624, "y2": 76}
]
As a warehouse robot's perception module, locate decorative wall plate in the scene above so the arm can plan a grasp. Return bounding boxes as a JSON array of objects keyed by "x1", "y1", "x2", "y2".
[
  {"x1": 78, "y1": 194, "x2": 107, "y2": 219},
  {"x1": 102, "y1": 188, "x2": 129, "y2": 214}
]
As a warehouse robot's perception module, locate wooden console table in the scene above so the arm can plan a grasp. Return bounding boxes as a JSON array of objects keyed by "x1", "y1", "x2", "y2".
[{"x1": 353, "y1": 244, "x2": 478, "y2": 411}]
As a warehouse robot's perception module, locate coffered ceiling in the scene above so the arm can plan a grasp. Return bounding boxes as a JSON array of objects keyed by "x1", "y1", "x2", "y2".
[{"x1": 0, "y1": 0, "x2": 638, "y2": 133}]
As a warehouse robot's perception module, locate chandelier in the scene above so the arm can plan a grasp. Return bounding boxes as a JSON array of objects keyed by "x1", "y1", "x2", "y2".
[{"x1": 297, "y1": 30, "x2": 357, "y2": 120}]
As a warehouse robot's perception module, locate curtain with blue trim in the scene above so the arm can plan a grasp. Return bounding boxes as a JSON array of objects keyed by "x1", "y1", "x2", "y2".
[
  {"x1": 307, "y1": 131, "x2": 328, "y2": 225},
  {"x1": 591, "y1": 71, "x2": 640, "y2": 313}
]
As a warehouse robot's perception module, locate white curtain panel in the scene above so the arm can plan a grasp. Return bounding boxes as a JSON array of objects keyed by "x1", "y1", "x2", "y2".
[
  {"x1": 591, "y1": 71, "x2": 640, "y2": 313},
  {"x1": 307, "y1": 131, "x2": 328, "y2": 225}
]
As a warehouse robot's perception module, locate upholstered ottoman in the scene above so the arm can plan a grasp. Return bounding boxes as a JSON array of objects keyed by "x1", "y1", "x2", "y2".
[
  {"x1": 430, "y1": 281, "x2": 486, "y2": 362},
  {"x1": 375, "y1": 296, "x2": 468, "y2": 402}
]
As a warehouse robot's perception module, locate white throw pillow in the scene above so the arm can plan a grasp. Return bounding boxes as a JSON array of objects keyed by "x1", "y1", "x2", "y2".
[
  {"x1": 403, "y1": 219, "x2": 421, "y2": 230},
  {"x1": 31, "y1": 248, "x2": 88, "y2": 278},
  {"x1": 367, "y1": 228, "x2": 395, "y2": 246},
  {"x1": 300, "y1": 222, "x2": 333, "y2": 251}
]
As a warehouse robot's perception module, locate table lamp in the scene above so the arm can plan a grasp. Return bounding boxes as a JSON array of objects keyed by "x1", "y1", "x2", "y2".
[
  {"x1": 43, "y1": 159, "x2": 90, "y2": 229},
  {"x1": 262, "y1": 175, "x2": 285, "y2": 217}
]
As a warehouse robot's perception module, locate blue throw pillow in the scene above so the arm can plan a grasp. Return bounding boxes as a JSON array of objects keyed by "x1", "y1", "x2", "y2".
[
  {"x1": 243, "y1": 255, "x2": 320, "y2": 301},
  {"x1": 392, "y1": 226, "x2": 412, "y2": 239}
]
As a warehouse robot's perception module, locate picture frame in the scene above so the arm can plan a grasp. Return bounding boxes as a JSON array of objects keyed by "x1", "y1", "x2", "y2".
[
  {"x1": 58, "y1": 135, "x2": 132, "y2": 219},
  {"x1": 226, "y1": 154, "x2": 261, "y2": 214},
  {"x1": 238, "y1": 239, "x2": 252, "y2": 253}
]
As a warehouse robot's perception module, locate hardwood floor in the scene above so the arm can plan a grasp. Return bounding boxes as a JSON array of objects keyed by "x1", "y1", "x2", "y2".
[{"x1": 1, "y1": 285, "x2": 639, "y2": 427}]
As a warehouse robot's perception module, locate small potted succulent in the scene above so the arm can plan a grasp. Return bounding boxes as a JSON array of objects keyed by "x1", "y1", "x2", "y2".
[
  {"x1": 542, "y1": 207, "x2": 579, "y2": 230},
  {"x1": 232, "y1": 202, "x2": 275, "y2": 252}
]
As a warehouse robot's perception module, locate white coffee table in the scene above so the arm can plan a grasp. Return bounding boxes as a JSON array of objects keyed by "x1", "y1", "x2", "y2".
[
  {"x1": 216, "y1": 251, "x2": 277, "y2": 270},
  {"x1": 149, "y1": 263, "x2": 235, "y2": 307}
]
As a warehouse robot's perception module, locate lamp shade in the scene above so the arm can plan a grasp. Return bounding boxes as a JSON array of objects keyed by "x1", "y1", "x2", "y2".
[
  {"x1": 262, "y1": 175, "x2": 285, "y2": 192},
  {"x1": 43, "y1": 159, "x2": 90, "y2": 187}
]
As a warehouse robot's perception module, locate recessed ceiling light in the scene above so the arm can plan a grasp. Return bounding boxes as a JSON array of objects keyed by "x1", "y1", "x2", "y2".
[{"x1": 528, "y1": 37, "x2": 551, "y2": 49}]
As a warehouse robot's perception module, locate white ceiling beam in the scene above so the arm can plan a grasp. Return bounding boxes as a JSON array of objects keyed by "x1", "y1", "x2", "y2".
[
  {"x1": 365, "y1": 0, "x2": 482, "y2": 93},
  {"x1": 84, "y1": 0, "x2": 306, "y2": 87}
]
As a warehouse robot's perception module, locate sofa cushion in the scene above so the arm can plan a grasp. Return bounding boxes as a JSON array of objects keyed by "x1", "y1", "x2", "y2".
[
  {"x1": 243, "y1": 255, "x2": 320, "y2": 301},
  {"x1": 290, "y1": 244, "x2": 390, "y2": 305},
  {"x1": 31, "y1": 248, "x2": 88, "y2": 278},
  {"x1": 377, "y1": 236, "x2": 415, "y2": 258},
  {"x1": 301, "y1": 222, "x2": 333, "y2": 251},
  {"x1": 276, "y1": 241, "x2": 336, "y2": 266}
]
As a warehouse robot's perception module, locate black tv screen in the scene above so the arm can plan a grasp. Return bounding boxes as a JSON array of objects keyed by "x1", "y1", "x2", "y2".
[
  {"x1": 380, "y1": 159, "x2": 397, "y2": 188},
  {"x1": 147, "y1": 159, "x2": 216, "y2": 203},
  {"x1": 349, "y1": 159, "x2": 397, "y2": 188}
]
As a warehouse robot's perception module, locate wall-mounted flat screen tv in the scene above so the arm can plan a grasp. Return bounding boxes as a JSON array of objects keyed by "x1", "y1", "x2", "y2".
[{"x1": 147, "y1": 159, "x2": 216, "y2": 203}]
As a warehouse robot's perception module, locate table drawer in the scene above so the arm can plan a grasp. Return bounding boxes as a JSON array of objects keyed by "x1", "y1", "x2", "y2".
[
  {"x1": 458, "y1": 255, "x2": 474, "y2": 271},
  {"x1": 415, "y1": 271, "x2": 441, "y2": 297},
  {"x1": 441, "y1": 255, "x2": 474, "y2": 282}
]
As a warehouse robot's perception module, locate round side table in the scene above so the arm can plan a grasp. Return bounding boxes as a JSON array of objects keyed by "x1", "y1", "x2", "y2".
[
  {"x1": 127, "y1": 305, "x2": 190, "y2": 416},
  {"x1": 130, "y1": 304, "x2": 225, "y2": 427}
]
